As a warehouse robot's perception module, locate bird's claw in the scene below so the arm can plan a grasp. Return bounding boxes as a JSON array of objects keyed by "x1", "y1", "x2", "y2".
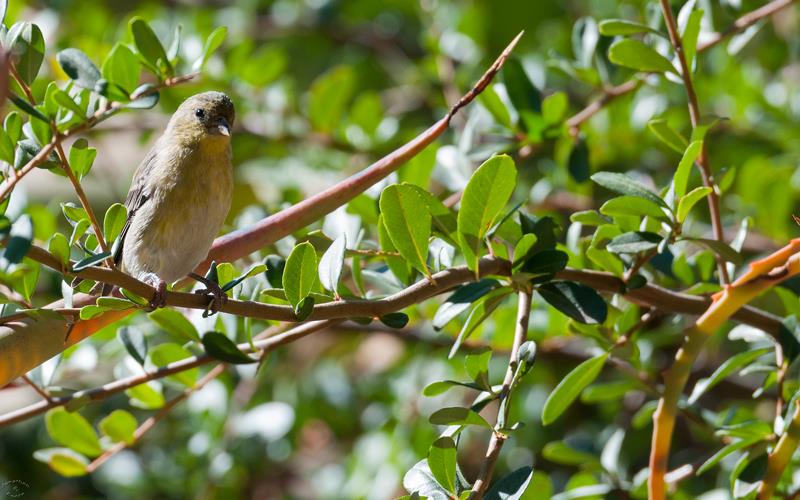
[
  {"x1": 147, "y1": 280, "x2": 168, "y2": 311},
  {"x1": 195, "y1": 282, "x2": 227, "y2": 317}
]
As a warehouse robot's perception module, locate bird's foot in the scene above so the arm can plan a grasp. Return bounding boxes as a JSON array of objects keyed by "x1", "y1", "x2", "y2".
[
  {"x1": 190, "y1": 273, "x2": 228, "y2": 317},
  {"x1": 147, "y1": 280, "x2": 168, "y2": 311}
]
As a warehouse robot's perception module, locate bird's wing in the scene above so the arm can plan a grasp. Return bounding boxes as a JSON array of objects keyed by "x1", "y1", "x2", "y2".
[{"x1": 113, "y1": 147, "x2": 158, "y2": 266}]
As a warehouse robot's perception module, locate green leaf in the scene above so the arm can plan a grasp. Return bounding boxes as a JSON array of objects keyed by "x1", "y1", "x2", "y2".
[
  {"x1": 503, "y1": 58, "x2": 541, "y2": 114},
  {"x1": 380, "y1": 184, "x2": 432, "y2": 277},
  {"x1": 96, "y1": 297, "x2": 135, "y2": 311},
  {"x1": 264, "y1": 255, "x2": 286, "y2": 288},
  {"x1": 4, "y1": 214, "x2": 33, "y2": 264},
  {"x1": 33, "y1": 448, "x2": 88, "y2": 477},
  {"x1": 202, "y1": 331, "x2": 257, "y2": 364},
  {"x1": 682, "y1": 10, "x2": 704, "y2": 71},
  {"x1": 72, "y1": 251, "x2": 110, "y2": 271},
  {"x1": 403, "y1": 459, "x2": 453, "y2": 499},
  {"x1": 608, "y1": 39, "x2": 675, "y2": 74},
  {"x1": 148, "y1": 343, "x2": 197, "y2": 387},
  {"x1": 103, "y1": 203, "x2": 127, "y2": 244},
  {"x1": 52, "y1": 88, "x2": 85, "y2": 117},
  {"x1": 99, "y1": 409, "x2": 137, "y2": 445},
  {"x1": 378, "y1": 215, "x2": 414, "y2": 285},
  {"x1": 318, "y1": 234, "x2": 346, "y2": 294},
  {"x1": 68, "y1": 138, "x2": 97, "y2": 180},
  {"x1": 465, "y1": 347, "x2": 492, "y2": 389},
  {"x1": 118, "y1": 326, "x2": 147, "y2": 366},
  {"x1": 484, "y1": 466, "x2": 534, "y2": 500},
  {"x1": 542, "y1": 441, "x2": 601, "y2": 468},
  {"x1": 126, "y1": 382, "x2": 164, "y2": 410},
  {"x1": 673, "y1": 140, "x2": 702, "y2": 198},
  {"x1": 45, "y1": 408, "x2": 102, "y2": 457},
  {"x1": 687, "y1": 238, "x2": 743, "y2": 265},
  {"x1": 47, "y1": 233, "x2": 70, "y2": 267},
  {"x1": 542, "y1": 353, "x2": 609, "y2": 425},
  {"x1": 599, "y1": 195, "x2": 668, "y2": 220},
  {"x1": 405, "y1": 184, "x2": 459, "y2": 245},
  {"x1": 519, "y1": 249, "x2": 568, "y2": 275},
  {"x1": 676, "y1": 186, "x2": 711, "y2": 223},
  {"x1": 696, "y1": 438, "x2": 760, "y2": 476},
  {"x1": 129, "y1": 17, "x2": 173, "y2": 77},
  {"x1": 569, "y1": 210, "x2": 611, "y2": 226},
  {"x1": 193, "y1": 26, "x2": 227, "y2": 71},
  {"x1": 308, "y1": 66, "x2": 356, "y2": 133},
  {"x1": 606, "y1": 231, "x2": 661, "y2": 254},
  {"x1": 61, "y1": 202, "x2": 88, "y2": 223},
  {"x1": 568, "y1": 138, "x2": 590, "y2": 183},
  {"x1": 9, "y1": 93, "x2": 48, "y2": 122},
  {"x1": 581, "y1": 379, "x2": 639, "y2": 403},
  {"x1": 457, "y1": 155, "x2": 518, "y2": 272},
  {"x1": 433, "y1": 279, "x2": 498, "y2": 330},
  {"x1": 379, "y1": 312, "x2": 409, "y2": 329},
  {"x1": 598, "y1": 19, "x2": 659, "y2": 36},
  {"x1": 0, "y1": 128, "x2": 14, "y2": 164},
  {"x1": 688, "y1": 347, "x2": 771, "y2": 404},
  {"x1": 101, "y1": 43, "x2": 140, "y2": 94},
  {"x1": 429, "y1": 407, "x2": 492, "y2": 428},
  {"x1": 450, "y1": 289, "x2": 511, "y2": 358},
  {"x1": 538, "y1": 281, "x2": 608, "y2": 324},
  {"x1": 479, "y1": 85, "x2": 512, "y2": 128},
  {"x1": 590, "y1": 172, "x2": 667, "y2": 208},
  {"x1": 149, "y1": 308, "x2": 200, "y2": 343},
  {"x1": 427, "y1": 437, "x2": 457, "y2": 493},
  {"x1": 648, "y1": 118, "x2": 688, "y2": 153},
  {"x1": 5, "y1": 112, "x2": 22, "y2": 144},
  {"x1": 283, "y1": 242, "x2": 318, "y2": 313},
  {"x1": 8, "y1": 22, "x2": 45, "y2": 84},
  {"x1": 56, "y1": 48, "x2": 101, "y2": 90},
  {"x1": 422, "y1": 380, "x2": 484, "y2": 396},
  {"x1": 220, "y1": 263, "x2": 267, "y2": 292},
  {"x1": 512, "y1": 233, "x2": 538, "y2": 272},
  {"x1": 126, "y1": 84, "x2": 160, "y2": 109},
  {"x1": 542, "y1": 91, "x2": 568, "y2": 124}
]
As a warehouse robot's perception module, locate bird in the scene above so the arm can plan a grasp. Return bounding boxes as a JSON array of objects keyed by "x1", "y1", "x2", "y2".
[{"x1": 112, "y1": 91, "x2": 235, "y2": 313}]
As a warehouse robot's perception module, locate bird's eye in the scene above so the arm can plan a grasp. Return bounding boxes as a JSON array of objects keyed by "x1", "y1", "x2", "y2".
[{"x1": 195, "y1": 109, "x2": 205, "y2": 118}]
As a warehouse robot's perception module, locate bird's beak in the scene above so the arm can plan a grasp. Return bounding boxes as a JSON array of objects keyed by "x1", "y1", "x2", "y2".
[{"x1": 215, "y1": 117, "x2": 231, "y2": 136}]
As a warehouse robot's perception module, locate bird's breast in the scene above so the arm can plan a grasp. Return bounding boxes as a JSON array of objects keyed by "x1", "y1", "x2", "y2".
[{"x1": 125, "y1": 146, "x2": 233, "y2": 283}]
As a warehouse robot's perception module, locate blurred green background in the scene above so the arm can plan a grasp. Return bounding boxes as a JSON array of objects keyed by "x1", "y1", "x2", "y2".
[{"x1": 1, "y1": 0, "x2": 799, "y2": 498}]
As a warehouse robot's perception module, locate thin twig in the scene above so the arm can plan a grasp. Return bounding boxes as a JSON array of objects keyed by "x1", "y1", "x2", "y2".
[
  {"x1": 658, "y1": 0, "x2": 729, "y2": 285},
  {"x1": 697, "y1": 0, "x2": 797, "y2": 51},
  {"x1": 23, "y1": 242, "x2": 785, "y2": 335},
  {"x1": 0, "y1": 72, "x2": 199, "y2": 203},
  {"x1": 85, "y1": 363, "x2": 226, "y2": 473},
  {"x1": 0, "y1": 320, "x2": 338, "y2": 427},
  {"x1": 566, "y1": 0, "x2": 797, "y2": 132},
  {"x1": 53, "y1": 139, "x2": 114, "y2": 265},
  {"x1": 470, "y1": 290, "x2": 532, "y2": 497},
  {"x1": 20, "y1": 374, "x2": 53, "y2": 402}
]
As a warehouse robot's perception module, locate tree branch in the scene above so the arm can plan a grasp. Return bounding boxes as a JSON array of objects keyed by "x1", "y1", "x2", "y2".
[
  {"x1": 0, "y1": 34, "x2": 524, "y2": 386},
  {"x1": 85, "y1": 363, "x2": 226, "y2": 473},
  {"x1": 565, "y1": 0, "x2": 797, "y2": 132},
  {"x1": 470, "y1": 290, "x2": 532, "y2": 497},
  {"x1": 658, "y1": 0, "x2": 729, "y2": 285},
  {"x1": 0, "y1": 320, "x2": 339, "y2": 427}
]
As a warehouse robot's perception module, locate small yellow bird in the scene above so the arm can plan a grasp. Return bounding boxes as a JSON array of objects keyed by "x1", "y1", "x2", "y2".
[{"x1": 113, "y1": 91, "x2": 235, "y2": 311}]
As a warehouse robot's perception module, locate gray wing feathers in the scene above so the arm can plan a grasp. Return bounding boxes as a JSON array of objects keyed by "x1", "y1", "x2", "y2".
[{"x1": 113, "y1": 148, "x2": 158, "y2": 265}]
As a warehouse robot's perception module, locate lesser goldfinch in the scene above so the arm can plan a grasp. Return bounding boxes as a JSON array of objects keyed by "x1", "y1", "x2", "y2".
[{"x1": 113, "y1": 91, "x2": 235, "y2": 311}]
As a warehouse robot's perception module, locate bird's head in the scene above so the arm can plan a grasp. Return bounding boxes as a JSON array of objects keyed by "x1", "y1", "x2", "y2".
[{"x1": 167, "y1": 91, "x2": 235, "y2": 148}]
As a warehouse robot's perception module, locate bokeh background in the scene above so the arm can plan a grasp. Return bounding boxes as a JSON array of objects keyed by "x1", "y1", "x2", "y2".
[{"x1": 0, "y1": 0, "x2": 799, "y2": 498}]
